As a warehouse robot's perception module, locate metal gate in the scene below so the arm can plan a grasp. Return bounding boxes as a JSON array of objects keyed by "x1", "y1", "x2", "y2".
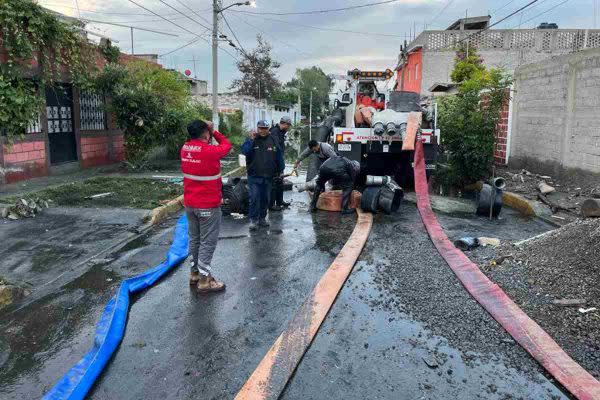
[{"x1": 46, "y1": 85, "x2": 77, "y2": 164}]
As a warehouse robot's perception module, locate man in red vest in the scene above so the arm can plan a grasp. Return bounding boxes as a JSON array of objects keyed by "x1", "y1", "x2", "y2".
[{"x1": 181, "y1": 120, "x2": 231, "y2": 293}]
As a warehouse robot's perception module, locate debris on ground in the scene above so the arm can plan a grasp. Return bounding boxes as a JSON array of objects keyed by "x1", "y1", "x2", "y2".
[
  {"x1": 498, "y1": 166, "x2": 600, "y2": 220},
  {"x1": 0, "y1": 197, "x2": 50, "y2": 220},
  {"x1": 0, "y1": 282, "x2": 30, "y2": 310},
  {"x1": 538, "y1": 181, "x2": 555, "y2": 195},
  {"x1": 454, "y1": 237, "x2": 500, "y2": 250},
  {"x1": 85, "y1": 192, "x2": 114, "y2": 200},
  {"x1": 581, "y1": 199, "x2": 600, "y2": 218},
  {"x1": 0, "y1": 177, "x2": 182, "y2": 210},
  {"x1": 480, "y1": 217, "x2": 600, "y2": 377}
]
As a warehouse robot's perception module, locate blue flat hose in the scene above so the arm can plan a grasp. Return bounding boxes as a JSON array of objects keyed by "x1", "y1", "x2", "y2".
[{"x1": 43, "y1": 215, "x2": 189, "y2": 400}]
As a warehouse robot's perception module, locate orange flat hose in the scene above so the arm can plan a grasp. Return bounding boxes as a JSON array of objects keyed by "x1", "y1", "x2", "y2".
[
  {"x1": 402, "y1": 112, "x2": 422, "y2": 151},
  {"x1": 235, "y1": 209, "x2": 373, "y2": 400}
]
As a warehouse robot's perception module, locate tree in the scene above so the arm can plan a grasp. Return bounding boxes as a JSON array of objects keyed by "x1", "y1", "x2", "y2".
[
  {"x1": 230, "y1": 35, "x2": 280, "y2": 99},
  {"x1": 268, "y1": 87, "x2": 299, "y2": 107},
  {"x1": 95, "y1": 60, "x2": 193, "y2": 162},
  {"x1": 450, "y1": 43, "x2": 485, "y2": 83},
  {"x1": 287, "y1": 67, "x2": 332, "y2": 118}
]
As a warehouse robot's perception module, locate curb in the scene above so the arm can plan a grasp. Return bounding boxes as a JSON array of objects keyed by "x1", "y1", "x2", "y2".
[{"x1": 148, "y1": 165, "x2": 246, "y2": 226}]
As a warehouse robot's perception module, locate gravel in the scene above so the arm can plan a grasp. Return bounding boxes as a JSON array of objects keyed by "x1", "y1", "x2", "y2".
[
  {"x1": 366, "y1": 206, "x2": 560, "y2": 381},
  {"x1": 478, "y1": 218, "x2": 600, "y2": 379}
]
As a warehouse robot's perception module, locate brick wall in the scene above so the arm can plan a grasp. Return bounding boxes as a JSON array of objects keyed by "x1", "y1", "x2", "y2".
[
  {"x1": 80, "y1": 136, "x2": 111, "y2": 168},
  {"x1": 510, "y1": 48, "x2": 600, "y2": 174},
  {"x1": 494, "y1": 92, "x2": 511, "y2": 165},
  {"x1": 2, "y1": 140, "x2": 49, "y2": 183},
  {"x1": 113, "y1": 134, "x2": 125, "y2": 161}
]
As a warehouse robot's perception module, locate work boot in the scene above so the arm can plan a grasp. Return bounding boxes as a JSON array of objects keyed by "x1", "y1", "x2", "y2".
[
  {"x1": 249, "y1": 220, "x2": 259, "y2": 231},
  {"x1": 259, "y1": 218, "x2": 270, "y2": 227},
  {"x1": 189, "y1": 271, "x2": 201, "y2": 285},
  {"x1": 196, "y1": 275, "x2": 225, "y2": 294},
  {"x1": 269, "y1": 205, "x2": 283, "y2": 212}
]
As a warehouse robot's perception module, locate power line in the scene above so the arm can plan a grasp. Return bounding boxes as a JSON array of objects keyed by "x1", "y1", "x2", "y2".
[
  {"x1": 82, "y1": 18, "x2": 181, "y2": 36},
  {"x1": 491, "y1": 0, "x2": 519, "y2": 15},
  {"x1": 227, "y1": 13, "x2": 343, "y2": 72},
  {"x1": 127, "y1": 0, "x2": 238, "y2": 60},
  {"x1": 160, "y1": 36, "x2": 204, "y2": 56},
  {"x1": 426, "y1": 0, "x2": 456, "y2": 29},
  {"x1": 230, "y1": 10, "x2": 405, "y2": 38},
  {"x1": 511, "y1": 0, "x2": 570, "y2": 27},
  {"x1": 172, "y1": 0, "x2": 214, "y2": 28},
  {"x1": 127, "y1": 0, "x2": 201, "y2": 36},
  {"x1": 222, "y1": 13, "x2": 249, "y2": 56},
  {"x1": 457, "y1": 0, "x2": 539, "y2": 43},
  {"x1": 40, "y1": 2, "x2": 183, "y2": 17},
  {"x1": 235, "y1": 0, "x2": 401, "y2": 16},
  {"x1": 156, "y1": 0, "x2": 211, "y2": 31}
]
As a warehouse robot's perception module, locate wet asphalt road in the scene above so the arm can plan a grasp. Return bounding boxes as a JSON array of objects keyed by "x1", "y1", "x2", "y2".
[{"x1": 0, "y1": 189, "x2": 570, "y2": 399}]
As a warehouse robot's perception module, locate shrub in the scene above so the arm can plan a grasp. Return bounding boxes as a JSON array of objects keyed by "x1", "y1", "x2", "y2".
[{"x1": 438, "y1": 67, "x2": 511, "y2": 187}]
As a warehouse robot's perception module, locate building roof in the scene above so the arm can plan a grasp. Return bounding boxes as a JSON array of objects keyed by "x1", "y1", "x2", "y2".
[
  {"x1": 446, "y1": 15, "x2": 490, "y2": 31},
  {"x1": 428, "y1": 82, "x2": 457, "y2": 92}
]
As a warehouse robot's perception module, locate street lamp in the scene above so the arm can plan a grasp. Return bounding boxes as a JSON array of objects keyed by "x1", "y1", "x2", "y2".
[
  {"x1": 211, "y1": 1, "x2": 256, "y2": 126},
  {"x1": 309, "y1": 87, "x2": 317, "y2": 140}
]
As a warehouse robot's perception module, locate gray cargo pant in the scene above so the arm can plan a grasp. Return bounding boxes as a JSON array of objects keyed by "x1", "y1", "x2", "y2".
[{"x1": 185, "y1": 207, "x2": 221, "y2": 276}]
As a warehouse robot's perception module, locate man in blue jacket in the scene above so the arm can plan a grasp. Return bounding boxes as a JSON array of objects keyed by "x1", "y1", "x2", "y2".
[{"x1": 241, "y1": 120, "x2": 285, "y2": 230}]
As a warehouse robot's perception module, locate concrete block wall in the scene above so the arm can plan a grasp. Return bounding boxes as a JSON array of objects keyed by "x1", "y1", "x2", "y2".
[
  {"x1": 420, "y1": 48, "x2": 576, "y2": 96},
  {"x1": 510, "y1": 48, "x2": 600, "y2": 174}
]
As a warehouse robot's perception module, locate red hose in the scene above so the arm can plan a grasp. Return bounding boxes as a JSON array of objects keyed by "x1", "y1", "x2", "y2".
[{"x1": 413, "y1": 140, "x2": 600, "y2": 400}]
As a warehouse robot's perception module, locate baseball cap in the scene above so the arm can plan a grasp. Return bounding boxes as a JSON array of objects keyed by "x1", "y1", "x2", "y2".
[
  {"x1": 280, "y1": 116, "x2": 292, "y2": 125},
  {"x1": 257, "y1": 120, "x2": 269, "y2": 128}
]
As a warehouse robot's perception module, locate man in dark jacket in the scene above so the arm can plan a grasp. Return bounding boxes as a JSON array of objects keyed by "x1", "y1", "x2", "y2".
[
  {"x1": 310, "y1": 156, "x2": 361, "y2": 215},
  {"x1": 269, "y1": 116, "x2": 292, "y2": 211},
  {"x1": 241, "y1": 120, "x2": 285, "y2": 230}
]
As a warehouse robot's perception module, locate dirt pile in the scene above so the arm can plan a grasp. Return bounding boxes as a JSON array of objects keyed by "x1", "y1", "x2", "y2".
[{"x1": 483, "y1": 218, "x2": 600, "y2": 377}]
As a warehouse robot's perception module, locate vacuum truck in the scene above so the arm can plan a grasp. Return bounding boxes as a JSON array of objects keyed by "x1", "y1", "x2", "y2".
[{"x1": 313, "y1": 68, "x2": 440, "y2": 187}]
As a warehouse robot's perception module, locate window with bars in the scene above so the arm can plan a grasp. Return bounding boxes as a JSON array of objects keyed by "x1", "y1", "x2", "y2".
[
  {"x1": 79, "y1": 91, "x2": 106, "y2": 131},
  {"x1": 27, "y1": 114, "x2": 42, "y2": 134}
]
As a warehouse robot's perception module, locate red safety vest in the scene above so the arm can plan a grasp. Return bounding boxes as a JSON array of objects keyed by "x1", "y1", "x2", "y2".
[{"x1": 180, "y1": 131, "x2": 232, "y2": 209}]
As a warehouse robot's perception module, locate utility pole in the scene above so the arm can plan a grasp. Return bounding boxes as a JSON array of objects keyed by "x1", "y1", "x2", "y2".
[
  {"x1": 309, "y1": 89, "x2": 313, "y2": 140},
  {"x1": 212, "y1": 0, "x2": 220, "y2": 127},
  {"x1": 192, "y1": 54, "x2": 197, "y2": 79},
  {"x1": 130, "y1": 27, "x2": 134, "y2": 55}
]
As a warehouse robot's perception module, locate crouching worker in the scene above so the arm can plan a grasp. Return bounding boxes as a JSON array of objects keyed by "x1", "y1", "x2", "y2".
[
  {"x1": 293, "y1": 140, "x2": 337, "y2": 172},
  {"x1": 181, "y1": 120, "x2": 231, "y2": 293},
  {"x1": 310, "y1": 156, "x2": 360, "y2": 215}
]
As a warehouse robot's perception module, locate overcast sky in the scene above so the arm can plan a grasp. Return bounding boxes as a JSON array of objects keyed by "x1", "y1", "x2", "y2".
[{"x1": 39, "y1": 0, "x2": 599, "y2": 90}]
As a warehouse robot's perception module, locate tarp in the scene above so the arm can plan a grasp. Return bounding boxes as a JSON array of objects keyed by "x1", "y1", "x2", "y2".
[
  {"x1": 43, "y1": 215, "x2": 189, "y2": 400},
  {"x1": 413, "y1": 140, "x2": 600, "y2": 400}
]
